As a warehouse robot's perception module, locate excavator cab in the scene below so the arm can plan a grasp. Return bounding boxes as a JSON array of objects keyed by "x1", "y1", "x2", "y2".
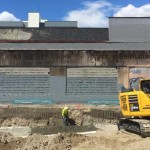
[
  {"x1": 140, "y1": 79, "x2": 150, "y2": 94},
  {"x1": 118, "y1": 78, "x2": 150, "y2": 137},
  {"x1": 119, "y1": 78, "x2": 150, "y2": 117}
]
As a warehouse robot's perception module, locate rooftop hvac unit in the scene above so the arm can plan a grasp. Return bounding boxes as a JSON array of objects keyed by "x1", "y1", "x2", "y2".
[{"x1": 28, "y1": 13, "x2": 40, "y2": 28}]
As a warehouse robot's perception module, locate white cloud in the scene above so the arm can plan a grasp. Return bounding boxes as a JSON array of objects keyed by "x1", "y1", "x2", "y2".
[
  {"x1": 114, "y1": 4, "x2": 150, "y2": 17},
  {"x1": 0, "y1": 11, "x2": 20, "y2": 21},
  {"x1": 63, "y1": 1, "x2": 150, "y2": 27},
  {"x1": 63, "y1": 1, "x2": 117, "y2": 28}
]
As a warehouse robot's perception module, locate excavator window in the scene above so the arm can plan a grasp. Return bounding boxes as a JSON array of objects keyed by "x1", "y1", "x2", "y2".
[
  {"x1": 120, "y1": 85, "x2": 133, "y2": 93},
  {"x1": 130, "y1": 78, "x2": 140, "y2": 91},
  {"x1": 141, "y1": 80, "x2": 150, "y2": 94}
]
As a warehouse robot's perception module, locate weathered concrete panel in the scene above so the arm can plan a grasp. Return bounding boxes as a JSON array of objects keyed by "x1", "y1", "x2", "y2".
[
  {"x1": 0, "y1": 68, "x2": 51, "y2": 103},
  {"x1": 0, "y1": 28, "x2": 108, "y2": 42},
  {"x1": 0, "y1": 50, "x2": 149, "y2": 68},
  {"x1": 45, "y1": 21, "x2": 77, "y2": 27},
  {"x1": 67, "y1": 68, "x2": 117, "y2": 77},
  {"x1": 0, "y1": 50, "x2": 119, "y2": 67},
  {"x1": 118, "y1": 51, "x2": 150, "y2": 66},
  {"x1": 50, "y1": 67, "x2": 66, "y2": 76},
  {"x1": 0, "y1": 50, "x2": 149, "y2": 103},
  {"x1": 0, "y1": 29, "x2": 32, "y2": 40},
  {"x1": 0, "y1": 50, "x2": 149, "y2": 67},
  {"x1": 118, "y1": 67, "x2": 129, "y2": 88},
  {"x1": 0, "y1": 67, "x2": 118, "y2": 103},
  {"x1": 67, "y1": 68, "x2": 118, "y2": 96},
  {"x1": 0, "y1": 22, "x2": 24, "y2": 27},
  {"x1": 1, "y1": 43, "x2": 150, "y2": 51},
  {"x1": 109, "y1": 17, "x2": 150, "y2": 42}
]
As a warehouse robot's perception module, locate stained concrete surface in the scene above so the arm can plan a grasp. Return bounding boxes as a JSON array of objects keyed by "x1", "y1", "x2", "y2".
[
  {"x1": 0, "y1": 127, "x2": 31, "y2": 137},
  {"x1": 31, "y1": 125, "x2": 97, "y2": 135}
]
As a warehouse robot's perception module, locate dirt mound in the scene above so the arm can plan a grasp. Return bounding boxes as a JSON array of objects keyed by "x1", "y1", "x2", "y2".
[
  {"x1": 1, "y1": 128, "x2": 150, "y2": 150},
  {"x1": 51, "y1": 133, "x2": 88, "y2": 150},
  {"x1": 0, "y1": 132, "x2": 14, "y2": 144},
  {"x1": 0, "y1": 132, "x2": 25, "y2": 150},
  {"x1": 22, "y1": 134, "x2": 48, "y2": 150},
  {"x1": 19, "y1": 133, "x2": 89, "y2": 150}
]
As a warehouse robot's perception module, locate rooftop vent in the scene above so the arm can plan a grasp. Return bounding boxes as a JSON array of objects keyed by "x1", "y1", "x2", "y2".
[{"x1": 28, "y1": 13, "x2": 40, "y2": 28}]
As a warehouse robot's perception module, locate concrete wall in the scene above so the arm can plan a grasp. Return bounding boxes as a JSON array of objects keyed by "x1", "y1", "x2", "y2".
[
  {"x1": 0, "y1": 50, "x2": 149, "y2": 67},
  {"x1": 0, "y1": 28, "x2": 108, "y2": 42},
  {"x1": 0, "y1": 50, "x2": 149, "y2": 103},
  {"x1": 0, "y1": 67, "x2": 118, "y2": 103},
  {"x1": 45, "y1": 21, "x2": 77, "y2": 27},
  {"x1": 0, "y1": 50, "x2": 118, "y2": 67},
  {"x1": 109, "y1": 17, "x2": 150, "y2": 42},
  {"x1": 0, "y1": 18, "x2": 150, "y2": 104}
]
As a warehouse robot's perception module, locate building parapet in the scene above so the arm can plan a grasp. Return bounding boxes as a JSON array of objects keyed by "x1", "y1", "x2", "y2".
[{"x1": 0, "y1": 42, "x2": 150, "y2": 51}]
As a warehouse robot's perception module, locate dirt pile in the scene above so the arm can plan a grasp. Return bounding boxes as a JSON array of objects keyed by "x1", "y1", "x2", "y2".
[
  {"x1": 0, "y1": 132, "x2": 14, "y2": 144},
  {"x1": 0, "y1": 132, "x2": 25, "y2": 150},
  {"x1": 1, "y1": 128, "x2": 150, "y2": 150},
  {"x1": 0, "y1": 132, "x2": 91, "y2": 150},
  {"x1": 22, "y1": 133, "x2": 89, "y2": 150}
]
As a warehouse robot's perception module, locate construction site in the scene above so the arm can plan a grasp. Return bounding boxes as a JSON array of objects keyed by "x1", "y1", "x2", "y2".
[
  {"x1": 0, "y1": 13, "x2": 150, "y2": 149},
  {"x1": 1, "y1": 104, "x2": 150, "y2": 150}
]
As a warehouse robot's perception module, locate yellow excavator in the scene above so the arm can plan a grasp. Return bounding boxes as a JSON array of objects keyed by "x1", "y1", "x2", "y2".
[{"x1": 118, "y1": 77, "x2": 150, "y2": 137}]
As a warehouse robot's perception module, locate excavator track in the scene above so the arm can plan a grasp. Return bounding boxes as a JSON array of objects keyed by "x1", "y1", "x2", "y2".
[{"x1": 118, "y1": 118, "x2": 150, "y2": 137}]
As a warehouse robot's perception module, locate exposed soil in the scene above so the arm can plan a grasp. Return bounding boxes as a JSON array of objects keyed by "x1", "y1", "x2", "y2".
[
  {"x1": 31, "y1": 125, "x2": 97, "y2": 135},
  {"x1": 0, "y1": 125, "x2": 150, "y2": 150},
  {"x1": 0, "y1": 104, "x2": 121, "y2": 127},
  {"x1": 1, "y1": 105, "x2": 149, "y2": 150}
]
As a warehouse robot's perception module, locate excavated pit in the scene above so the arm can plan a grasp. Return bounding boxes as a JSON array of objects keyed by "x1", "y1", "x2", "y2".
[
  {"x1": 0, "y1": 105, "x2": 121, "y2": 135},
  {"x1": 1, "y1": 105, "x2": 149, "y2": 150}
]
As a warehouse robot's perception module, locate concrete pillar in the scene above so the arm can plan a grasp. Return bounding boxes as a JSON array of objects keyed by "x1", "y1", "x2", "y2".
[{"x1": 118, "y1": 67, "x2": 130, "y2": 88}]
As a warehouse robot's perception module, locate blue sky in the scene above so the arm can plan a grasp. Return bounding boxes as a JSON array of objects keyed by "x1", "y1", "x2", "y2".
[{"x1": 0, "y1": 0, "x2": 150, "y2": 27}]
